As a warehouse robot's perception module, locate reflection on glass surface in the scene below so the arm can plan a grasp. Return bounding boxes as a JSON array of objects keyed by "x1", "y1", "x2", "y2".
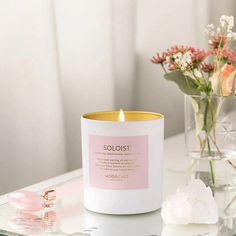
[
  {"x1": 6, "y1": 206, "x2": 162, "y2": 236},
  {"x1": 8, "y1": 202, "x2": 84, "y2": 235},
  {"x1": 9, "y1": 211, "x2": 52, "y2": 235},
  {"x1": 161, "y1": 218, "x2": 236, "y2": 236},
  {"x1": 161, "y1": 224, "x2": 218, "y2": 236},
  {"x1": 84, "y1": 209, "x2": 162, "y2": 236}
]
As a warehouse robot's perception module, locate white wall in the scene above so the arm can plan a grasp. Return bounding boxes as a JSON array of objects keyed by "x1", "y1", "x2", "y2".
[
  {"x1": 0, "y1": 0, "x2": 66, "y2": 193},
  {"x1": 134, "y1": 0, "x2": 208, "y2": 137}
]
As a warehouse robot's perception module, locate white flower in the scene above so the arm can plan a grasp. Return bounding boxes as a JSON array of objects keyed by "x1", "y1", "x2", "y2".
[
  {"x1": 194, "y1": 69, "x2": 202, "y2": 78},
  {"x1": 232, "y1": 32, "x2": 236, "y2": 40},
  {"x1": 226, "y1": 29, "x2": 236, "y2": 40},
  {"x1": 183, "y1": 51, "x2": 192, "y2": 64},
  {"x1": 166, "y1": 56, "x2": 171, "y2": 62},
  {"x1": 228, "y1": 31, "x2": 236, "y2": 41},
  {"x1": 173, "y1": 52, "x2": 182, "y2": 64},
  {"x1": 173, "y1": 52, "x2": 182, "y2": 59},
  {"x1": 209, "y1": 24, "x2": 214, "y2": 29},
  {"x1": 220, "y1": 15, "x2": 234, "y2": 31},
  {"x1": 207, "y1": 24, "x2": 214, "y2": 31},
  {"x1": 227, "y1": 32, "x2": 232, "y2": 39},
  {"x1": 204, "y1": 24, "x2": 215, "y2": 35},
  {"x1": 173, "y1": 51, "x2": 192, "y2": 71},
  {"x1": 228, "y1": 16, "x2": 234, "y2": 29},
  {"x1": 220, "y1": 20, "x2": 226, "y2": 27}
]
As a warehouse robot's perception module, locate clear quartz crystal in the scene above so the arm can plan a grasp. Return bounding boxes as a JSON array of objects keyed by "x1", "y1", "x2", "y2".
[{"x1": 161, "y1": 179, "x2": 218, "y2": 225}]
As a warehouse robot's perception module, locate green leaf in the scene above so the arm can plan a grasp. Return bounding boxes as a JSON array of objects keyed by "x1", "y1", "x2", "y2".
[
  {"x1": 188, "y1": 96, "x2": 203, "y2": 134},
  {"x1": 164, "y1": 70, "x2": 200, "y2": 95},
  {"x1": 203, "y1": 98, "x2": 217, "y2": 134},
  {"x1": 188, "y1": 96, "x2": 217, "y2": 135}
]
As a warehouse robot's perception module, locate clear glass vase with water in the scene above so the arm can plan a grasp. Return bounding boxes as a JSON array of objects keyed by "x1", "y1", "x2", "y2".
[{"x1": 185, "y1": 95, "x2": 236, "y2": 190}]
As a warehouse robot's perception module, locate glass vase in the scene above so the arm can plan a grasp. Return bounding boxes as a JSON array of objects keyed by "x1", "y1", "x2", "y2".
[{"x1": 185, "y1": 95, "x2": 236, "y2": 190}]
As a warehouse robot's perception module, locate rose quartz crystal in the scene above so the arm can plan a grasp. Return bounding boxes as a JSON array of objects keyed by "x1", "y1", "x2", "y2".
[{"x1": 8, "y1": 190, "x2": 44, "y2": 211}]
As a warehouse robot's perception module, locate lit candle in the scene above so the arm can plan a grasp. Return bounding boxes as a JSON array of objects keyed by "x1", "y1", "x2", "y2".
[
  {"x1": 118, "y1": 109, "x2": 125, "y2": 122},
  {"x1": 81, "y1": 110, "x2": 164, "y2": 215}
]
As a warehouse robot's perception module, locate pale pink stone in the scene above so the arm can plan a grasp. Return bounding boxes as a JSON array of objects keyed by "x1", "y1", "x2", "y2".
[{"x1": 8, "y1": 190, "x2": 44, "y2": 211}]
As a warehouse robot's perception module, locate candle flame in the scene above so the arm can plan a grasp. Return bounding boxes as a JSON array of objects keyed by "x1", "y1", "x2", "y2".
[{"x1": 118, "y1": 109, "x2": 125, "y2": 122}]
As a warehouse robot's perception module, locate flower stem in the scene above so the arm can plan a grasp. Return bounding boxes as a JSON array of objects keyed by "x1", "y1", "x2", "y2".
[
  {"x1": 207, "y1": 137, "x2": 215, "y2": 186},
  {"x1": 227, "y1": 160, "x2": 236, "y2": 170},
  {"x1": 161, "y1": 63, "x2": 167, "y2": 73},
  {"x1": 203, "y1": 97, "x2": 215, "y2": 187}
]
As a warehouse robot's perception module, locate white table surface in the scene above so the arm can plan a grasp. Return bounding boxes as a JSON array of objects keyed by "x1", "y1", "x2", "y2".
[{"x1": 0, "y1": 133, "x2": 235, "y2": 236}]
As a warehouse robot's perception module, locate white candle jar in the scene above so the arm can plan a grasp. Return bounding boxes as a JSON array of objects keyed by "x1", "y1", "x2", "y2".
[{"x1": 81, "y1": 111, "x2": 164, "y2": 215}]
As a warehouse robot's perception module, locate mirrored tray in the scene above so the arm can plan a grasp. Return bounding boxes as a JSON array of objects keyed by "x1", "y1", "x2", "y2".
[{"x1": 0, "y1": 169, "x2": 236, "y2": 235}]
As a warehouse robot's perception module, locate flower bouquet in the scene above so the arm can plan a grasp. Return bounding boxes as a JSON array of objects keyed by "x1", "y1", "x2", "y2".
[{"x1": 152, "y1": 15, "x2": 236, "y2": 189}]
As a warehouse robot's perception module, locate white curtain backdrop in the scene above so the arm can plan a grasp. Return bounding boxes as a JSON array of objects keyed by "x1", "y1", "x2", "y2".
[
  {"x1": 54, "y1": 0, "x2": 115, "y2": 170},
  {"x1": 0, "y1": 0, "x2": 235, "y2": 193},
  {"x1": 0, "y1": 0, "x2": 67, "y2": 193}
]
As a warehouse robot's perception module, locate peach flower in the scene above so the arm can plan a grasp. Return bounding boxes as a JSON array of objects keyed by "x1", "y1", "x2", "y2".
[{"x1": 210, "y1": 63, "x2": 236, "y2": 96}]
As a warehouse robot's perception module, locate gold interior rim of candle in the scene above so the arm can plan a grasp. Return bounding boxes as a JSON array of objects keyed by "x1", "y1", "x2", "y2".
[{"x1": 82, "y1": 111, "x2": 164, "y2": 122}]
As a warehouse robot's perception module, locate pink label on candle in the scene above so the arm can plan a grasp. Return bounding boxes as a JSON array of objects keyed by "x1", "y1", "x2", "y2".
[{"x1": 89, "y1": 135, "x2": 148, "y2": 189}]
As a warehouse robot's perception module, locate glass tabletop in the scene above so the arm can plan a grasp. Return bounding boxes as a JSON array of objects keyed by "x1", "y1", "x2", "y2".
[{"x1": 1, "y1": 170, "x2": 236, "y2": 235}]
